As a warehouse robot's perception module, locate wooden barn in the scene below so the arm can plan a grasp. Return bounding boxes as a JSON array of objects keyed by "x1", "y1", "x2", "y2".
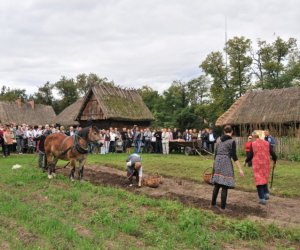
[
  {"x1": 0, "y1": 99, "x2": 56, "y2": 126},
  {"x1": 215, "y1": 87, "x2": 300, "y2": 137},
  {"x1": 54, "y1": 98, "x2": 83, "y2": 126},
  {"x1": 75, "y1": 85, "x2": 154, "y2": 129}
]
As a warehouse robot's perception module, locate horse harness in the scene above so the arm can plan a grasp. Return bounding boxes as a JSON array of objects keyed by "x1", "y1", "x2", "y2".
[{"x1": 59, "y1": 134, "x2": 89, "y2": 157}]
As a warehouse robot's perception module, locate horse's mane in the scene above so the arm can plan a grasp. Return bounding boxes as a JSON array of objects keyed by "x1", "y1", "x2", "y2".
[
  {"x1": 77, "y1": 127, "x2": 90, "y2": 140},
  {"x1": 77, "y1": 126, "x2": 99, "y2": 140}
]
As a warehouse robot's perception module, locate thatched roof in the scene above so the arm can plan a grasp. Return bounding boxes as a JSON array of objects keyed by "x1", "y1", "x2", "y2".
[
  {"x1": 0, "y1": 100, "x2": 56, "y2": 125},
  {"x1": 54, "y1": 98, "x2": 83, "y2": 126},
  {"x1": 76, "y1": 85, "x2": 154, "y2": 121},
  {"x1": 216, "y1": 87, "x2": 300, "y2": 126}
]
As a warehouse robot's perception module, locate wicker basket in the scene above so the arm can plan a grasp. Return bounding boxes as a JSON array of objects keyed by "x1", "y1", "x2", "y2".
[
  {"x1": 203, "y1": 167, "x2": 213, "y2": 185},
  {"x1": 142, "y1": 173, "x2": 161, "y2": 188}
]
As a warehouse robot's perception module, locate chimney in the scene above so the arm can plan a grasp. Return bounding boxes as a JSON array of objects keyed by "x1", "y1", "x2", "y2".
[
  {"x1": 15, "y1": 98, "x2": 22, "y2": 108},
  {"x1": 28, "y1": 100, "x2": 35, "y2": 110}
]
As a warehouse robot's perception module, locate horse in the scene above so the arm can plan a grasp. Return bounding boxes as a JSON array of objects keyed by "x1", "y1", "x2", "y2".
[{"x1": 44, "y1": 126, "x2": 102, "y2": 181}]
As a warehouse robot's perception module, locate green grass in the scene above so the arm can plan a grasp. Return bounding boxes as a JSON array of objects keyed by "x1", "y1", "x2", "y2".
[
  {"x1": 0, "y1": 154, "x2": 299, "y2": 249},
  {"x1": 85, "y1": 152, "x2": 300, "y2": 198}
]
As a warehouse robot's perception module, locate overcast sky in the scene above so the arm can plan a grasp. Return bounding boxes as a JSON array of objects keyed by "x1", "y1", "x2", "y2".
[{"x1": 0, "y1": 0, "x2": 299, "y2": 94}]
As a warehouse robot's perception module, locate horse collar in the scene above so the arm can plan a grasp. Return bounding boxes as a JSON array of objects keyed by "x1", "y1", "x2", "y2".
[{"x1": 73, "y1": 134, "x2": 89, "y2": 154}]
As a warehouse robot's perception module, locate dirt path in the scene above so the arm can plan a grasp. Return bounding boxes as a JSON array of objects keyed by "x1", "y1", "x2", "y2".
[{"x1": 57, "y1": 165, "x2": 300, "y2": 229}]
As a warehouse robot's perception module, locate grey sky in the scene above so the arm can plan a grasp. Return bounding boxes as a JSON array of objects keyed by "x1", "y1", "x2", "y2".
[{"x1": 0, "y1": 0, "x2": 299, "y2": 94}]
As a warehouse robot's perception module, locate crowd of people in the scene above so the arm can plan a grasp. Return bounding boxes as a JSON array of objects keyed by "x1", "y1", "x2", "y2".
[
  {"x1": 0, "y1": 123, "x2": 81, "y2": 157},
  {"x1": 92, "y1": 126, "x2": 218, "y2": 155},
  {"x1": 0, "y1": 123, "x2": 218, "y2": 157}
]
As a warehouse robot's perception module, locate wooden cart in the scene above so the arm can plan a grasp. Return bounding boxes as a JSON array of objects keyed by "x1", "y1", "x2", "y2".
[{"x1": 169, "y1": 140, "x2": 212, "y2": 156}]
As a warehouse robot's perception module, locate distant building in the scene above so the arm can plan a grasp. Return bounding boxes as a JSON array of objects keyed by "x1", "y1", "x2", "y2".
[
  {"x1": 215, "y1": 87, "x2": 300, "y2": 137},
  {"x1": 56, "y1": 85, "x2": 154, "y2": 129},
  {"x1": 55, "y1": 98, "x2": 83, "y2": 126},
  {"x1": 0, "y1": 99, "x2": 56, "y2": 126},
  {"x1": 76, "y1": 85, "x2": 154, "y2": 129}
]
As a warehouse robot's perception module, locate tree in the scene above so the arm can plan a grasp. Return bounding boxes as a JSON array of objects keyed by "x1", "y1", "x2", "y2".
[
  {"x1": 225, "y1": 36, "x2": 252, "y2": 97},
  {"x1": 200, "y1": 51, "x2": 232, "y2": 116},
  {"x1": 0, "y1": 85, "x2": 27, "y2": 101},
  {"x1": 76, "y1": 73, "x2": 115, "y2": 96},
  {"x1": 54, "y1": 76, "x2": 79, "y2": 113},
  {"x1": 186, "y1": 76, "x2": 209, "y2": 105},
  {"x1": 253, "y1": 37, "x2": 298, "y2": 89},
  {"x1": 33, "y1": 81, "x2": 54, "y2": 105}
]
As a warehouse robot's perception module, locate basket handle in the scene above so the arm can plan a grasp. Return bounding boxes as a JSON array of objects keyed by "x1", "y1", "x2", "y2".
[{"x1": 203, "y1": 167, "x2": 213, "y2": 175}]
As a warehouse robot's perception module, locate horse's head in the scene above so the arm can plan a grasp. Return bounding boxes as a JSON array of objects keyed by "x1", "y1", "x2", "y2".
[{"x1": 88, "y1": 126, "x2": 102, "y2": 145}]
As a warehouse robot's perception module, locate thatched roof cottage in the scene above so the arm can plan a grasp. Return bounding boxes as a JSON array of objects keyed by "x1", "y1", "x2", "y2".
[
  {"x1": 0, "y1": 99, "x2": 56, "y2": 126},
  {"x1": 215, "y1": 87, "x2": 300, "y2": 136},
  {"x1": 74, "y1": 85, "x2": 154, "y2": 129},
  {"x1": 54, "y1": 98, "x2": 83, "y2": 126}
]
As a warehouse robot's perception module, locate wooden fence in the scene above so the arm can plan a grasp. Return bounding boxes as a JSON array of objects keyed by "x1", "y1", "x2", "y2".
[{"x1": 235, "y1": 137, "x2": 300, "y2": 159}]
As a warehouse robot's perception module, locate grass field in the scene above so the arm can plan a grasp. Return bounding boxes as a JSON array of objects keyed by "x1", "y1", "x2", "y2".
[{"x1": 0, "y1": 154, "x2": 299, "y2": 249}]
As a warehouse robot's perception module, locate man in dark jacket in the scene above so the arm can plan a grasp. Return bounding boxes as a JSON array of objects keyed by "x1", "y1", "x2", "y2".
[{"x1": 35, "y1": 125, "x2": 52, "y2": 171}]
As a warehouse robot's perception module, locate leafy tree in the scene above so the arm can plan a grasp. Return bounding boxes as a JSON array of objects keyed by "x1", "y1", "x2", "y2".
[
  {"x1": 0, "y1": 85, "x2": 27, "y2": 101},
  {"x1": 186, "y1": 76, "x2": 210, "y2": 105},
  {"x1": 200, "y1": 51, "x2": 232, "y2": 117},
  {"x1": 54, "y1": 76, "x2": 79, "y2": 113},
  {"x1": 225, "y1": 36, "x2": 252, "y2": 97},
  {"x1": 76, "y1": 73, "x2": 115, "y2": 96},
  {"x1": 253, "y1": 37, "x2": 298, "y2": 88},
  {"x1": 138, "y1": 85, "x2": 164, "y2": 128},
  {"x1": 33, "y1": 81, "x2": 54, "y2": 105}
]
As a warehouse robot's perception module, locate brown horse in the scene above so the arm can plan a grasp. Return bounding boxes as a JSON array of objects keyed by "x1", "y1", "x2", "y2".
[{"x1": 44, "y1": 126, "x2": 102, "y2": 181}]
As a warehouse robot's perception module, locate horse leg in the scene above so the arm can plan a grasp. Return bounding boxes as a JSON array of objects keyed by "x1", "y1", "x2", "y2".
[
  {"x1": 78, "y1": 158, "x2": 86, "y2": 182},
  {"x1": 51, "y1": 158, "x2": 58, "y2": 178},
  {"x1": 46, "y1": 153, "x2": 54, "y2": 179},
  {"x1": 69, "y1": 159, "x2": 76, "y2": 181}
]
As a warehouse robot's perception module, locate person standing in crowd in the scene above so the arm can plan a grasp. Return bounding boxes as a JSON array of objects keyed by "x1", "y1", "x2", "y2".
[
  {"x1": 35, "y1": 125, "x2": 52, "y2": 170},
  {"x1": 211, "y1": 125, "x2": 244, "y2": 210},
  {"x1": 172, "y1": 128, "x2": 179, "y2": 140},
  {"x1": 201, "y1": 128, "x2": 209, "y2": 150},
  {"x1": 208, "y1": 128, "x2": 216, "y2": 153},
  {"x1": 126, "y1": 153, "x2": 143, "y2": 187},
  {"x1": 16, "y1": 125, "x2": 25, "y2": 154},
  {"x1": 11, "y1": 123, "x2": 17, "y2": 153},
  {"x1": 154, "y1": 128, "x2": 162, "y2": 153},
  {"x1": 104, "y1": 130, "x2": 110, "y2": 154},
  {"x1": 34, "y1": 125, "x2": 42, "y2": 152},
  {"x1": 245, "y1": 135, "x2": 253, "y2": 167},
  {"x1": 245, "y1": 132, "x2": 277, "y2": 205},
  {"x1": 264, "y1": 130, "x2": 275, "y2": 151},
  {"x1": 151, "y1": 129, "x2": 157, "y2": 153},
  {"x1": 66, "y1": 126, "x2": 75, "y2": 136},
  {"x1": 121, "y1": 127, "x2": 127, "y2": 152},
  {"x1": 162, "y1": 128, "x2": 170, "y2": 154},
  {"x1": 27, "y1": 126, "x2": 35, "y2": 153},
  {"x1": 126, "y1": 129, "x2": 133, "y2": 154},
  {"x1": 3, "y1": 127, "x2": 13, "y2": 157},
  {"x1": 143, "y1": 128, "x2": 152, "y2": 153},
  {"x1": 133, "y1": 126, "x2": 142, "y2": 153},
  {"x1": 183, "y1": 129, "x2": 188, "y2": 141},
  {"x1": 191, "y1": 129, "x2": 198, "y2": 142},
  {"x1": 109, "y1": 127, "x2": 116, "y2": 153}
]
